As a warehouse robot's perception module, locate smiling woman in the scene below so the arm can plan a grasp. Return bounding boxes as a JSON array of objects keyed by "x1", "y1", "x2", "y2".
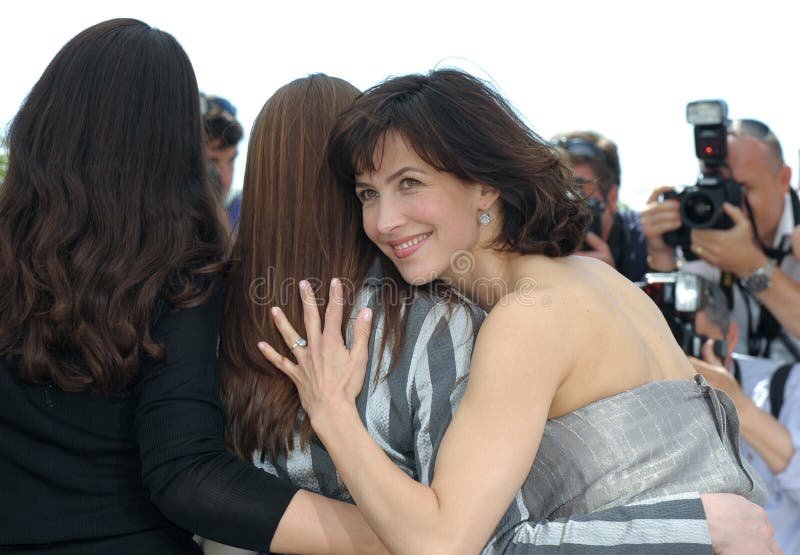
[
  {"x1": 354, "y1": 133, "x2": 493, "y2": 283},
  {"x1": 259, "y1": 68, "x2": 773, "y2": 555}
]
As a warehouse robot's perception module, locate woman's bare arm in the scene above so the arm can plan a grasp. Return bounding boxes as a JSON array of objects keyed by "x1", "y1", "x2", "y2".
[{"x1": 262, "y1": 281, "x2": 571, "y2": 555}]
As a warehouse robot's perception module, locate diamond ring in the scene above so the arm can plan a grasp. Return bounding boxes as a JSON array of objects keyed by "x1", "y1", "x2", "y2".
[{"x1": 290, "y1": 337, "x2": 308, "y2": 351}]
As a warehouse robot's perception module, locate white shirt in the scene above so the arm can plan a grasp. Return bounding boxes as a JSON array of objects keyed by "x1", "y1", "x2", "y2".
[
  {"x1": 733, "y1": 353, "x2": 800, "y2": 555},
  {"x1": 684, "y1": 192, "x2": 800, "y2": 363}
]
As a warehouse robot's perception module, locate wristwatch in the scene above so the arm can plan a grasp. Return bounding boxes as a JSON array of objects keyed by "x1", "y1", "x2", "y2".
[{"x1": 741, "y1": 260, "x2": 775, "y2": 293}]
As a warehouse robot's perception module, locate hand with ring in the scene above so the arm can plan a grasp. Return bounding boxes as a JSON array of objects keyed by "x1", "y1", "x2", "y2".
[
  {"x1": 289, "y1": 337, "x2": 307, "y2": 351},
  {"x1": 257, "y1": 278, "x2": 374, "y2": 425}
]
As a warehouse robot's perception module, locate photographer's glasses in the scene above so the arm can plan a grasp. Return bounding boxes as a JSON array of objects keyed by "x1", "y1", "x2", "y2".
[
  {"x1": 553, "y1": 140, "x2": 612, "y2": 199},
  {"x1": 574, "y1": 176, "x2": 598, "y2": 187}
]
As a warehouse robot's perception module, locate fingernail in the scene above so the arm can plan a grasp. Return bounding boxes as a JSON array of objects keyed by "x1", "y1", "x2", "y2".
[
  {"x1": 363, "y1": 308, "x2": 373, "y2": 322},
  {"x1": 331, "y1": 278, "x2": 343, "y2": 303},
  {"x1": 299, "y1": 280, "x2": 308, "y2": 291},
  {"x1": 257, "y1": 341, "x2": 267, "y2": 350},
  {"x1": 271, "y1": 307, "x2": 280, "y2": 316}
]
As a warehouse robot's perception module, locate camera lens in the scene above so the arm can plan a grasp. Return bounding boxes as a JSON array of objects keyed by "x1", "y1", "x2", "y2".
[{"x1": 682, "y1": 192, "x2": 715, "y2": 225}]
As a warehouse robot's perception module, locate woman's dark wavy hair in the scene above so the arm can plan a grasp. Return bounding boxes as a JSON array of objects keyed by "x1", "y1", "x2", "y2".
[
  {"x1": 328, "y1": 68, "x2": 590, "y2": 256},
  {"x1": 0, "y1": 18, "x2": 229, "y2": 394}
]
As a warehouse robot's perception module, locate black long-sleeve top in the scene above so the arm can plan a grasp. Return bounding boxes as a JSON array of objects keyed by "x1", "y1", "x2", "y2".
[{"x1": 0, "y1": 287, "x2": 299, "y2": 554}]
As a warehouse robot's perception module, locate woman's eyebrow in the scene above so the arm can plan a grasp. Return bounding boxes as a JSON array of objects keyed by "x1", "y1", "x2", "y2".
[
  {"x1": 355, "y1": 166, "x2": 429, "y2": 187},
  {"x1": 386, "y1": 166, "x2": 429, "y2": 182}
]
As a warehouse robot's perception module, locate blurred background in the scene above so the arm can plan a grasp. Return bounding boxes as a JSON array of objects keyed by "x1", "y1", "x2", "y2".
[{"x1": 2, "y1": 0, "x2": 797, "y2": 210}]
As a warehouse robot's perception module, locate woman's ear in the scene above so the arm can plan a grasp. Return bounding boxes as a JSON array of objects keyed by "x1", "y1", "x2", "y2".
[{"x1": 479, "y1": 184, "x2": 500, "y2": 211}]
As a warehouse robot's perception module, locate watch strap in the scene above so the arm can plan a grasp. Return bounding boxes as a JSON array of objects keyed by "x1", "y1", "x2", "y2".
[{"x1": 741, "y1": 260, "x2": 775, "y2": 293}]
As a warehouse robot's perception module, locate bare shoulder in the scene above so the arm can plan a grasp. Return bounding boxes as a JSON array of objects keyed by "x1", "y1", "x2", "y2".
[
  {"x1": 477, "y1": 256, "x2": 629, "y2": 361},
  {"x1": 484, "y1": 275, "x2": 582, "y2": 332},
  {"x1": 499, "y1": 257, "x2": 608, "y2": 323},
  {"x1": 470, "y1": 276, "x2": 585, "y2": 387}
]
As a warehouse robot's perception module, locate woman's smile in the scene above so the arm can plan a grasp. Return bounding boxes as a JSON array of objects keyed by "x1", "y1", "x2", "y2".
[{"x1": 387, "y1": 232, "x2": 432, "y2": 259}]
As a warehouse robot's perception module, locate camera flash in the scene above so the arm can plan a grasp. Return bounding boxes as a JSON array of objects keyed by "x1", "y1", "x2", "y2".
[{"x1": 686, "y1": 100, "x2": 728, "y2": 126}]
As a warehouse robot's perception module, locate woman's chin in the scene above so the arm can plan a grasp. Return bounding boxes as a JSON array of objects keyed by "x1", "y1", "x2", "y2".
[{"x1": 398, "y1": 267, "x2": 439, "y2": 287}]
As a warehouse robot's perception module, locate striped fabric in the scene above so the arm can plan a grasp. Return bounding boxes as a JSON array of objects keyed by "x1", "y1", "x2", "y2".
[
  {"x1": 253, "y1": 280, "x2": 718, "y2": 552},
  {"x1": 486, "y1": 493, "x2": 712, "y2": 554},
  {"x1": 253, "y1": 286, "x2": 480, "y2": 499}
]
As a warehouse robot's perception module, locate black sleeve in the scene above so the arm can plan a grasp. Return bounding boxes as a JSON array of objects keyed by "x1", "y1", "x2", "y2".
[{"x1": 135, "y1": 287, "x2": 299, "y2": 551}]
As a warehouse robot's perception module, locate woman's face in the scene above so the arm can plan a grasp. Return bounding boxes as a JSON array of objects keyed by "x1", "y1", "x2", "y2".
[{"x1": 354, "y1": 132, "x2": 487, "y2": 285}]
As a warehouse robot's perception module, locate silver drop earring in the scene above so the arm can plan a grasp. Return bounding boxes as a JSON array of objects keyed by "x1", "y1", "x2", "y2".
[{"x1": 478, "y1": 212, "x2": 492, "y2": 226}]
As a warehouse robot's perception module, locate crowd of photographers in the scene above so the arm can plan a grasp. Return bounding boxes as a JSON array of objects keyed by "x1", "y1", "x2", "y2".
[{"x1": 554, "y1": 101, "x2": 798, "y2": 554}]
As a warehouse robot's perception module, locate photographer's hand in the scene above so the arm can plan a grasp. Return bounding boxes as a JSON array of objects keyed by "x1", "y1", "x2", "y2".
[
  {"x1": 581, "y1": 232, "x2": 614, "y2": 267},
  {"x1": 691, "y1": 341, "x2": 795, "y2": 475},
  {"x1": 691, "y1": 203, "x2": 768, "y2": 277},
  {"x1": 706, "y1": 215, "x2": 800, "y2": 344},
  {"x1": 640, "y1": 186, "x2": 680, "y2": 269}
]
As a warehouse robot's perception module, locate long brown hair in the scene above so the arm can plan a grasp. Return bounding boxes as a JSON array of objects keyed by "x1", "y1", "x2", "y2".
[
  {"x1": 219, "y1": 74, "x2": 377, "y2": 462},
  {"x1": 328, "y1": 68, "x2": 590, "y2": 257},
  {"x1": 0, "y1": 19, "x2": 229, "y2": 394}
]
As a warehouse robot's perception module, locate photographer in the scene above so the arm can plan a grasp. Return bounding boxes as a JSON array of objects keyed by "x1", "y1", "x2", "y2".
[
  {"x1": 201, "y1": 92, "x2": 244, "y2": 230},
  {"x1": 642, "y1": 117, "x2": 800, "y2": 362},
  {"x1": 552, "y1": 131, "x2": 649, "y2": 282},
  {"x1": 688, "y1": 279, "x2": 799, "y2": 554}
]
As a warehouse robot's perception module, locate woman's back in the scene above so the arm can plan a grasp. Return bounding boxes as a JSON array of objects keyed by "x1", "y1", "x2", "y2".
[
  {"x1": 0, "y1": 285, "x2": 308, "y2": 554},
  {"x1": 0, "y1": 305, "x2": 207, "y2": 553},
  {"x1": 509, "y1": 254, "x2": 695, "y2": 418}
]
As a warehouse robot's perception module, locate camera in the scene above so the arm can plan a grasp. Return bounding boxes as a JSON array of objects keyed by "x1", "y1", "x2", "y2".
[
  {"x1": 581, "y1": 196, "x2": 605, "y2": 250},
  {"x1": 661, "y1": 100, "x2": 743, "y2": 260},
  {"x1": 637, "y1": 272, "x2": 726, "y2": 359}
]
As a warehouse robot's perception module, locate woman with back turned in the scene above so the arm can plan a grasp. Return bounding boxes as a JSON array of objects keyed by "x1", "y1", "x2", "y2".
[{"x1": 0, "y1": 18, "x2": 386, "y2": 555}]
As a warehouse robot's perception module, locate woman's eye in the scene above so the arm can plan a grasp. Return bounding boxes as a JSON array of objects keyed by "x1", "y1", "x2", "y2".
[
  {"x1": 357, "y1": 189, "x2": 378, "y2": 201},
  {"x1": 400, "y1": 177, "x2": 421, "y2": 188}
]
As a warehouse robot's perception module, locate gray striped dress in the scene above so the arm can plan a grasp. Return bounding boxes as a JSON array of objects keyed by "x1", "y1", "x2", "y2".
[{"x1": 254, "y1": 279, "x2": 734, "y2": 553}]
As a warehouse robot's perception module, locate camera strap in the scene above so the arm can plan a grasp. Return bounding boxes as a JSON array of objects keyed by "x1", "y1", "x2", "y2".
[
  {"x1": 732, "y1": 358, "x2": 794, "y2": 418},
  {"x1": 743, "y1": 188, "x2": 800, "y2": 260},
  {"x1": 739, "y1": 274, "x2": 800, "y2": 363},
  {"x1": 608, "y1": 212, "x2": 629, "y2": 269},
  {"x1": 736, "y1": 189, "x2": 800, "y2": 360},
  {"x1": 719, "y1": 271, "x2": 736, "y2": 310},
  {"x1": 769, "y1": 362, "x2": 795, "y2": 419},
  {"x1": 739, "y1": 282, "x2": 800, "y2": 361}
]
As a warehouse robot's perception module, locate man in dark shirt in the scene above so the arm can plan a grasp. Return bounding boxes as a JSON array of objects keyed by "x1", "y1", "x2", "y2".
[{"x1": 552, "y1": 130, "x2": 649, "y2": 282}]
